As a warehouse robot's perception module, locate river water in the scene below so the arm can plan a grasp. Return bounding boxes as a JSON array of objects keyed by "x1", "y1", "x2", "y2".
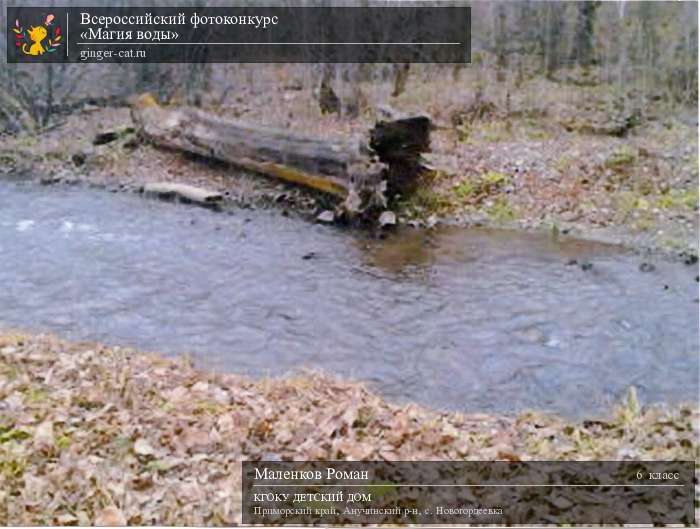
[{"x1": 1, "y1": 181, "x2": 697, "y2": 417}]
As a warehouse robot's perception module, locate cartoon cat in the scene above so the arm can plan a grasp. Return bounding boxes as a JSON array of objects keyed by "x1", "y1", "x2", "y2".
[{"x1": 23, "y1": 25, "x2": 48, "y2": 56}]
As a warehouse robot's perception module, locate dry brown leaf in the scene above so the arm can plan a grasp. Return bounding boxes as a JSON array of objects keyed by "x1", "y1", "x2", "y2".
[
  {"x1": 183, "y1": 428, "x2": 211, "y2": 451},
  {"x1": 134, "y1": 438, "x2": 155, "y2": 456},
  {"x1": 1, "y1": 332, "x2": 697, "y2": 526},
  {"x1": 34, "y1": 420, "x2": 54, "y2": 447},
  {"x1": 94, "y1": 506, "x2": 127, "y2": 526}
]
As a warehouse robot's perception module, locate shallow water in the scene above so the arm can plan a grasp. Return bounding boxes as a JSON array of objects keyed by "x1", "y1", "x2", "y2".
[{"x1": 1, "y1": 181, "x2": 697, "y2": 417}]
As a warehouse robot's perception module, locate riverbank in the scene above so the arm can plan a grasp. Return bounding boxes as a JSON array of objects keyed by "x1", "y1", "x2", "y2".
[
  {"x1": 0, "y1": 331, "x2": 697, "y2": 525},
  {"x1": 0, "y1": 75, "x2": 697, "y2": 259},
  {"x1": 0, "y1": 106, "x2": 326, "y2": 218}
]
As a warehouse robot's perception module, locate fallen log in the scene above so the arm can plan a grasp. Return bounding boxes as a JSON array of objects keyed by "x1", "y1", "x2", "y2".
[{"x1": 130, "y1": 94, "x2": 431, "y2": 212}]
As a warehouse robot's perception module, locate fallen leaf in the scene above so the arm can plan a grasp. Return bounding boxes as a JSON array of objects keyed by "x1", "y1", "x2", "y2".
[
  {"x1": 94, "y1": 506, "x2": 127, "y2": 526},
  {"x1": 183, "y1": 428, "x2": 211, "y2": 451},
  {"x1": 56, "y1": 513, "x2": 78, "y2": 524},
  {"x1": 134, "y1": 438, "x2": 155, "y2": 456},
  {"x1": 34, "y1": 420, "x2": 54, "y2": 447}
]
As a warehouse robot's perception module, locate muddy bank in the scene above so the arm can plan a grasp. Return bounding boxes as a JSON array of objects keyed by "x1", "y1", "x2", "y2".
[
  {"x1": 0, "y1": 107, "x2": 328, "y2": 220},
  {"x1": 0, "y1": 331, "x2": 697, "y2": 525},
  {"x1": 0, "y1": 101, "x2": 697, "y2": 259}
]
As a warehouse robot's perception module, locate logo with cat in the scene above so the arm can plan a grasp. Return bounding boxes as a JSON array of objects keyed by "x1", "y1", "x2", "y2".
[{"x1": 12, "y1": 14, "x2": 62, "y2": 57}]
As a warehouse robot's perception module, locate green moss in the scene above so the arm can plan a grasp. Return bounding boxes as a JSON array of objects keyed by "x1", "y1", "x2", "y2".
[
  {"x1": 0, "y1": 152, "x2": 17, "y2": 166},
  {"x1": 451, "y1": 172, "x2": 511, "y2": 206},
  {"x1": 0, "y1": 429, "x2": 30, "y2": 444},
  {"x1": 660, "y1": 237, "x2": 686, "y2": 251},
  {"x1": 43, "y1": 151, "x2": 67, "y2": 161},
  {"x1": 0, "y1": 361, "x2": 19, "y2": 380},
  {"x1": 453, "y1": 180, "x2": 476, "y2": 199},
  {"x1": 487, "y1": 197, "x2": 516, "y2": 222},
  {"x1": 478, "y1": 122, "x2": 512, "y2": 143},
  {"x1": 635, "y1": 197, "x2": 650, "y2": 210},
  {"x1": 24, "y1": 387, "x2": 49, "y2": 404},
  {"x1": 56, "y1": 435, "x2": 71, "y2": 450},
  {"x1": 655, "y1": 189, "x2": 699, "y2": 210},
  {"x1": 554, "y1": 156, "x2": 574, "y2": 173},
  {"x1": 525, "y1": 128, "x2": 551, "y2": 141},
  {"x1": 194, "y1": 399, "x2": 228, "y2": 416},
  {"x1": 616, "y1": 191, "x2": 650, "y2": 215},
  {"x1": 631, "y1": 217, "x2": 656, "y2": 232},
  {"x1": 635, "y1": 177, "x2": 655, "y2": 196},
  {"x1": 15, "y1": 135, "x2": 39, "y2": 149},
  {"x1": 482, "y1": 171, "x2": 509, "y2": 186},
  {"x1": 456, "y1": 126, "x2": 470, "y2": 143},
  {"x1": 656, "y1": 194, "x2": 675, "y2": 209},
  {"x1": 0, "y1": 457, "x2": 26, "y2": 478},
  {"x1": 680, "y1": 189, "x2": 699, "y2": 209},
  {"x1": 605, "y1": 146, "x2": 637, "y2": 169},
  {"x1": 402, "y1": 188, "x2": 449, "y2": 212}
]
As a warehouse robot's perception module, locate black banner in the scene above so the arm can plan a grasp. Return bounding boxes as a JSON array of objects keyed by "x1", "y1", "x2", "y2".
[
  {"x1": 242, "y1": 460, "x2": 696, "y2": 525},
  {"x1": 6, "y1": 6, "x2": 471, "y2": 63}
]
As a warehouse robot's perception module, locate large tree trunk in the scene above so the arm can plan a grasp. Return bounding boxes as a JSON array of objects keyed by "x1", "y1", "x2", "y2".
[{"x1": 131, "y1": 94, "x2": 431, "y2": 211}]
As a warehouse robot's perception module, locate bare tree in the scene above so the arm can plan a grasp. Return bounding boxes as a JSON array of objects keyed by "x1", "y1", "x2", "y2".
[
  {"x1": 543, "y1": 2, "x2": 567, "y2": 79},
  {"x1": 570, "y1": 1, "x2": 600, "y2": 67}
]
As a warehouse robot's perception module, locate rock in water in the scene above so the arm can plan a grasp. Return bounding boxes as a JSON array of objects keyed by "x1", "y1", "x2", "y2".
[
  {"x1": 639, "y1": 262, "x2": 656, "y2": 273},
  {"x1": 378, "y1": 210, "x2": 397, "y2": 228},
  {"x1": 342, "y1": 188, "x2": 363, "y2": 215},
  {"x1": 680, "y1": 251, "x2": 698, "y2": 265},
  {"x1": 316, "y1": 210, "x2": 335, "y2": 223}
]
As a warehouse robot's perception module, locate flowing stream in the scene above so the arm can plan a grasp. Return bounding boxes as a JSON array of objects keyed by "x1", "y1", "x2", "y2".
[{"x1": 1, "y1": 181, "x2": 697, "y2": 417}]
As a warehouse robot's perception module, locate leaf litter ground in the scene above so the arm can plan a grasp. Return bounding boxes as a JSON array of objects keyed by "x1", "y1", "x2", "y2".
[{"x1": 0, "y1": 331, "x2": 697, "y2": 525}]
